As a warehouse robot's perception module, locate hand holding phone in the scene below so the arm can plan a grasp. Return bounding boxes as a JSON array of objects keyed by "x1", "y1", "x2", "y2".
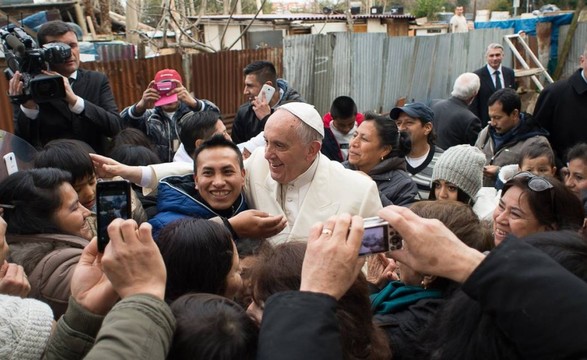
[
  {"x1": 259, "y1": 84, "x2": 276, "y2": 104},
  {"x1": 97, "y1": 180, "x2": 132, "y2": 252}
]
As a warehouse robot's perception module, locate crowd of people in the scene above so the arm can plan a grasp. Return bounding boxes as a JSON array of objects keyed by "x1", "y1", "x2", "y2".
[{"x1": 1, "y1": 19, "x2": 587, "y2": 359}]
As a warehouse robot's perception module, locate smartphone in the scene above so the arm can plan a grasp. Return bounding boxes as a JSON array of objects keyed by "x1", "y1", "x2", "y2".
[
  {"x1": 155, "y1": 80, "x2": 176, "y2": 94},
  {"x1": 359, "y1": 217, "x2": 402, "y2": 256},
  {"x1": 259, "y1": 84, "x2": 276, "y2": 103},
  {"x1": 3, "y1": 152, "x2": 18, "y2": 175},
  {"x1": 97, "y1": 180, "x2": 132, "y2": 252}
]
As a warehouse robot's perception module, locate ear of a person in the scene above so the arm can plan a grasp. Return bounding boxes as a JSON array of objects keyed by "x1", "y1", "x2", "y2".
[{"x1": 422, "y1": 274, "x2": 437, "y2": 289}]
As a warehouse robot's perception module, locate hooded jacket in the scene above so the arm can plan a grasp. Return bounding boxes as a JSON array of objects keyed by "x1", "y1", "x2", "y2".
[
  {"x1": 148, "y1": 174, "x2": 248, "y2": 238},
  {"x1": 231, "y1": 79, "x2": 304, "y2": 144}
]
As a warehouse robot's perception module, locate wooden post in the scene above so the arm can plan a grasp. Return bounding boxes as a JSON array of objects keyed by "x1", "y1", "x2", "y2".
[
  {"x1": 74, "y1": 2, "x2": 89, "y2": 38},
  {"x1": 126, "y1": 0, "x2": 140, "y2": 44},
  {"x1": 553, "y1": 2, "x2": 584, "y2": 81},
  {"x1": 87, "y1": 15, "x2": 97, "y2": 40}
]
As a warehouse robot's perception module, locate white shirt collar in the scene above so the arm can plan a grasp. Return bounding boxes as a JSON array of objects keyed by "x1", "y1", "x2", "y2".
[
  {"x1": 487, "y1": 64, "x2": 502, "y2": 74},
  {"x1": 287, "y1": 155, "x2": 320, "y2": 188}
]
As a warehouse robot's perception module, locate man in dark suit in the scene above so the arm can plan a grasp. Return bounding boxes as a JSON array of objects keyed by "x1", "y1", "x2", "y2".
[
  {"x1": 8, "y1": 21, "x2": 122, "y2": 154},
  {"x1": 430, "y1": 72, "x2": 482, "y2": 150},
  {"x1": 533, "y1": 42, "x2": 587, "y2": 168},
  {"x1": 469, "y1": 43, "x2": 516, "y2": 127}
]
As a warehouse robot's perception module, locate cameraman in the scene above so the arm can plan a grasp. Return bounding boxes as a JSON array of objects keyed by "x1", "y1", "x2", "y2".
[{"x1": 8, "y1": 21, "x2": 122, "y2": 154}]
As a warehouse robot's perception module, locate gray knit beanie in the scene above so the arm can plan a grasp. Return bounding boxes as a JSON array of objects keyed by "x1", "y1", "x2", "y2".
[
  {"x1": 432, "y1": 145, "x2": 485, "y2": 199},
  {"x1": 0, "y1": 294, "x2": 54, "y2": 360}
]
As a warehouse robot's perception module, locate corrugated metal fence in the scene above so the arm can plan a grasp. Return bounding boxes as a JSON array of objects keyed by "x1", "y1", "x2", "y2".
[
  {"x1": 283, "y1": 28, "x2": 515, "y2": 115},
  {"x1": 559, "y1": 22, "x2": 587, "y2": 80},
  {"x1": 191, "y1": 48, "x2": 283, "y2": 122},
  {"x1": 80, "y1": 53, "x2": 184, "y2": 110}
]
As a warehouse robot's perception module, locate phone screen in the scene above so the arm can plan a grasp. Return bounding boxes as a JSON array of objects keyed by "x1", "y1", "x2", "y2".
[
  {"x1": 97, "y1": 180, "x2": 131, "y2": 252},
  {"x1": 359, "y1": 224, "x2": 390, "y2": 256}
]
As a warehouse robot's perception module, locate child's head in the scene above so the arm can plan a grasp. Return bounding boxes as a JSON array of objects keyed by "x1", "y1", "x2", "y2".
[
  {"x1": 111, "y1": 128, "x2": 154, "y2": 150},
  {"x1": 34, "y1": 139, "x2": 97, "y2": 210},
  {"x1": 330, "y1": 96, "x2": 358, "y2": 135},
  {"x1": 179, "y1": 111, "x2": 227, "y2": 158},
  {"x1": 518, "y1": 142, "x2": 556, "y2": 177},
  {"x1": 565, "y1": 143, "x2": 587, "y2": 199},
  {"x1": 109, "y1": 144, "x2": 162, "y2": 166},
  {"x1": 169, "y1": 293, "x2": 258, "y2": 360}
]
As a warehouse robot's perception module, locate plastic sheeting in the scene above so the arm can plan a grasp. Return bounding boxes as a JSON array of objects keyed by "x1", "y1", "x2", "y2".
[{"x1": 475, "y1": 13, "x2": 574, "y2": 72}]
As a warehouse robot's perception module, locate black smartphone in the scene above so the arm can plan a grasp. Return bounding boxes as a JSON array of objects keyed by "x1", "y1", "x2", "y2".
[
  {"x1": 97, "y1": 180, "x2": 132, "y2": 252},
  {"x1": 359, "y1": 217, "x2": 402, "y2": 256}
]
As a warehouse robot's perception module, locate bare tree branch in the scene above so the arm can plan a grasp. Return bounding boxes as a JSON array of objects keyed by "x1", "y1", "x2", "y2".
[
  {"x1": 169, "y1": 12, "x2": 217, "y2": 52},
  {"x1": 219, "y1": 0, "x2": 240, "y2": 48},
  {"x1": 178, "y1": 41, "x2": 217, "y2": 52},
  {"x1": 224, "y1": 0, "x2": 268, "y2": 50}
]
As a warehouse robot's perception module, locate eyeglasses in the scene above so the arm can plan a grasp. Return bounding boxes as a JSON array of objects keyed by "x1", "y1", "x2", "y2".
[{"x1": 511, "y1": 171, "x2": 554, "y2": 192}]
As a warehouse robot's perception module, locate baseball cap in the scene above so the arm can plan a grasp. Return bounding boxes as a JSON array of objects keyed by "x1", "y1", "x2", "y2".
[
  {"x1": 154, "y1": 69, "x2": 182, "y2": 107},
  {"x1": 278, "y1": 102, "x2": 325, "y2": 137},
  {"x1": 389, "y1": 102, "x2": 435, "y2": 123}
]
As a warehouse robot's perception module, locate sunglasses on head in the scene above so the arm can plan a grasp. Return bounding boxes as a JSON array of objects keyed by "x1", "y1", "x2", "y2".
[{"x1": 511, "y1": 171, "x2": 554, "y2": 192}]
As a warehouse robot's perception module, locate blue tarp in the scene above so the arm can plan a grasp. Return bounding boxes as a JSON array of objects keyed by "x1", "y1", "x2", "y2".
[{"x1": 474, "y1": 13, "x2": 574, "y2": 73}]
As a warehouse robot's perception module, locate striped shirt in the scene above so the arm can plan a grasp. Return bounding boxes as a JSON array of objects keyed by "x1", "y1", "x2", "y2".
[{"x1": 406, "y1": 146, "x2": 444, "y2": 200}]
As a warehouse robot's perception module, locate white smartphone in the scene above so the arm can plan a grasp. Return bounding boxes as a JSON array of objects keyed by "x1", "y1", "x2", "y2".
[
  {"x1": 3, "y1": 152, "x2": 18, "y2": 175},
  {"x1": 259, "y1": 84, "x2": 276, "y2": 103}
]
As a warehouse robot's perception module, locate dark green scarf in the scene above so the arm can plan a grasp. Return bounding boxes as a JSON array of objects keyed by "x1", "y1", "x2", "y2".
[{"x1": 370, "y1": 281, "x2": 442, "y2": 315}]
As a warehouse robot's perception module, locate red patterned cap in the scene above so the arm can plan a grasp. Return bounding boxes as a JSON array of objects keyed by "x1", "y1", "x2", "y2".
[{"x1": 154, "y1": 69, "x2": 182, "y2": 84}]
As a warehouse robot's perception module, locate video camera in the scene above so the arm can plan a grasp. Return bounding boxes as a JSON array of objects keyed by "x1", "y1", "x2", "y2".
[{"x1": 1, "y1": 24, "x2": 71, "y2": 104}]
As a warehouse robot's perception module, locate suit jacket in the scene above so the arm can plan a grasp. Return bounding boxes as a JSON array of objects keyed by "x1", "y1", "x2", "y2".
[
  {"x1": 469, "y1": 65, "x2": 516, "y2": 127},
  {"x1": 245, "y1": 149, "x2": 383, "y2": 243},
  {"x1": 430, "y1": 96, "x2": 482, "y2": 149},
  {"x1": 14, "y1": 68, "x2": 123, "y2": 154}
]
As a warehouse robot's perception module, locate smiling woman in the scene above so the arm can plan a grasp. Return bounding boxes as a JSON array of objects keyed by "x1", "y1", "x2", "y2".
[
  {"x1": 0, "y1": 168, "x2": 91, "y2": 319},
  {"x1": 492, "y1": 172, "x2": 584, "y2": 245},
  {"x1": 343, "y1": 112, "x2": 419, "y2": 206}
]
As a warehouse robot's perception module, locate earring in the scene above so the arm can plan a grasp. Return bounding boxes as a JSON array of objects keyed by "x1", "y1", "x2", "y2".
[
  {"x1": 421, "y1": 279, "x2": 428, "y2": 290},
  {"x1": 380, "y1": 156, "x2": 385, "y2": 161}
]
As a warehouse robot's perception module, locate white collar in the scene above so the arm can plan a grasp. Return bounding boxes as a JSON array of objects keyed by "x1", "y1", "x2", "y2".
[
  {"x1": 284, "y1": 155, "x2": 320, "y2": 188},
  {"x1": 486, "y1": 64, "x2": 502, "y2": 74}
]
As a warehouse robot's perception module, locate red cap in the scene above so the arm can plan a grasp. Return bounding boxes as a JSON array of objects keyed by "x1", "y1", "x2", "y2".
[
  {"x1": 154, "y1": 69, "x2": 182, "y2": 84},
  {"x1": 154, "y1": 69, "x2": 182, "y2": 107}
]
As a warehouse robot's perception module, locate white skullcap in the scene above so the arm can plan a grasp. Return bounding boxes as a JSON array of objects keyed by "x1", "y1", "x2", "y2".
[{"x1": 277, "y1": 102, "x2": 325, "y2": 137}]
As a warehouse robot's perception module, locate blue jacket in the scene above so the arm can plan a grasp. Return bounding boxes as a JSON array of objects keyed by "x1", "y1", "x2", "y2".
[{"x1": 149, "y1": 174, "x2": 248, "y2": 238}]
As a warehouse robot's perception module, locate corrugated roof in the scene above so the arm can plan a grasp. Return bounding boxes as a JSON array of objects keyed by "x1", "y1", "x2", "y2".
[{"x1": 188, "y1": 13, "x2": 415, "y2": 22}]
